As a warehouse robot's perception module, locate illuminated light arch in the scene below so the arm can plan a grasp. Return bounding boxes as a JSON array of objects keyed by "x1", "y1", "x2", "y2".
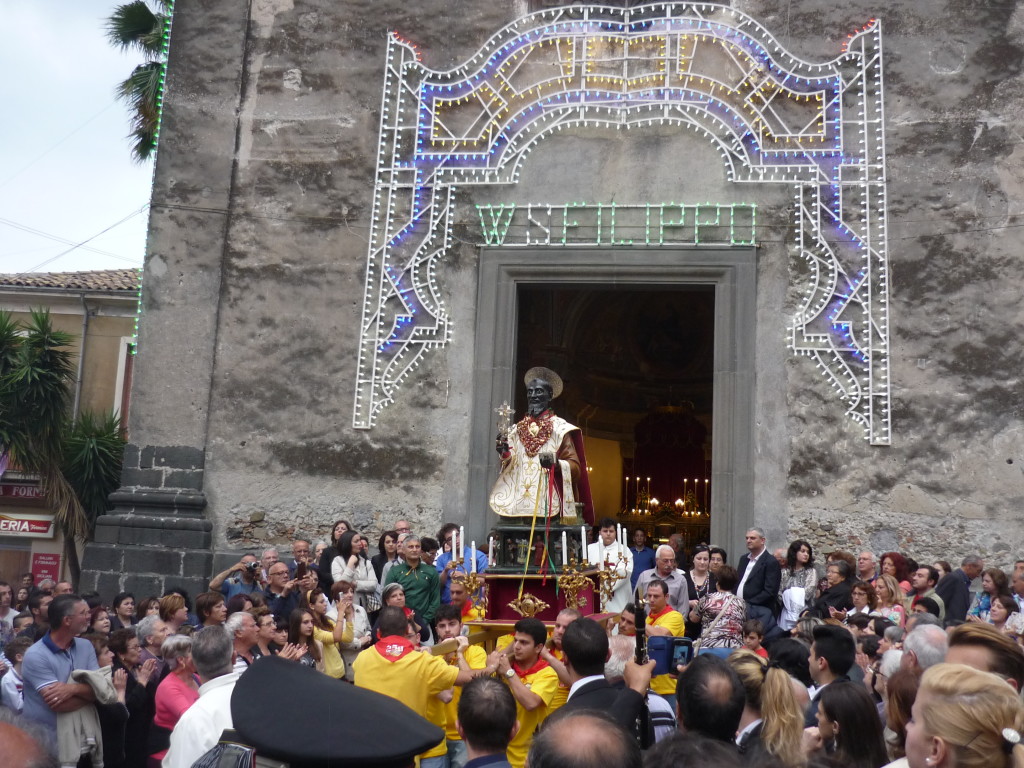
[{"x1": 355, "y1": 3, "x2": 890, "y2": 446}]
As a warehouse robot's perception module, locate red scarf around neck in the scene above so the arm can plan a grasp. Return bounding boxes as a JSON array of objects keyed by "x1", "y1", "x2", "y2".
[{"x1": 374, "y1": 635, "x2": 416, "y2": 662}]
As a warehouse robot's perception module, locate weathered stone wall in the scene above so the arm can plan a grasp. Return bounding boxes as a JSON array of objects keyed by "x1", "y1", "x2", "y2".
[
  {"x1": 743, "y1": 0, "x2": 1024, "y2": 569},
  {"x1": 84, "y1": 0, "x2": 1024, "y2": 597}
]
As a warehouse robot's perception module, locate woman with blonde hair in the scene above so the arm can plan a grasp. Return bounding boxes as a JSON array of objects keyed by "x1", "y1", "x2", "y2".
[
  {"x1": 875, "y1": 574, "x2": 906, "y2": 628},
  {"x1": 159, "y1": 593, "x2": 189, "y2": 634},
  {"x1": 906, "y1": 662, "x2": 1024, "y2": 768},
  {"x1": 728, "y1": 649, "x2": 806, "y2": 768},
  {"x1": 297, "y1": 588, "x2": 353, "y2": 679}
]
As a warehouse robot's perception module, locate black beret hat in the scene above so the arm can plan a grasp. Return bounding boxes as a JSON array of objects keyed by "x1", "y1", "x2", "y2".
[{"x1": 231, "y1": 655, "x2": 445, "y2": 768}]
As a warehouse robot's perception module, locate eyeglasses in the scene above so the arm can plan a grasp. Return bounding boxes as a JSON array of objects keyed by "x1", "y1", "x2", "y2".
[{"x1": 269, "y1": 570, "x2": 289, "y2": 577}]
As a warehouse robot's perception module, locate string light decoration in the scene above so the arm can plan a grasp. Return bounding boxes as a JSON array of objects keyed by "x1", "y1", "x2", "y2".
[
  {"x1": 476, "y1": 202, "x2": 755, "y2": 246},
  {"x1": 354, "y1": 3, "x2": 891, "y2": 446}
]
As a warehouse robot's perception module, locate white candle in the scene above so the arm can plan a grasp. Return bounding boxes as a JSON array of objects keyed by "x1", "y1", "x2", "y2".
[
  {"x1": 561, "y1": 531, "x2": 568, "y2": 566},
  {"x1": 488, "y1": 536, "x2": 495, "y2": 565},
  {"x1": 581, "y1": 526, "x2": 586, "y2": 560},
  {"x1": 459, "y1": 526, "x2": 465, "y2": 561},
  {"x1": 471, "y1": 541, "x2": 477, "y2": 572}
]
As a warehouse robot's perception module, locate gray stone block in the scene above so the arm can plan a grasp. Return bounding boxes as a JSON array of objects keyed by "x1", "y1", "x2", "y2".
[
  {"x1": 122, "y1": 444, "x2": 140, "y2": 469},
  {"x1": 93, "y1": 520, "x2": 120, "y2": 544},
  {"x1": 165, "y1": 470, "x2": 204, "y2": 491},
  {"x1": 79, "y1": 544, "x2": 123, "y2": 573},
  {"x1": 77, "y1": 570, "x2": 99, "y2": 594},
  {"x1": 126, "y1": 575, "x2": 163, "y2": 599},
  {"x1": 121, "y1": 468, "x2": 165, "y2": 488},
  {"x1": 121, "y1": 526, "x2": 164, "y2": 546},
  {"x1": 154, "y1": 446, "x2": 205, "y2": 470},
  {"x1": 183, "y1": 551, "x2": 213, "y2": 578},
  {"x1": 164, "y1": 577, "x2": 208, "y2": 602},
  {"x1": 124, "y1": 548, "x2": 183, "y2": 576},
  {"x1": 96, "y1": 572, "x2": 124, "y2": 601},
  {"x1": 160, "y1": 527, "x2": 212, "y2": 549},
  {"x1": 140, "y1": 446, "x2": 156, "y2": 469}
]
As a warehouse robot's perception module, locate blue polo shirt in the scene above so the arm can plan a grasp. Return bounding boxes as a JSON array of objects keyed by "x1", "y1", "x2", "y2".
[
  {"x1": 435, "y1": 548, "x2": 489, "y2": 604},
  {"x1": 630, "y1": 545, "x2": 657, "y2": 589},
  {"x1": 21, "y1": 631, "x2": 99, "y2": 732}
]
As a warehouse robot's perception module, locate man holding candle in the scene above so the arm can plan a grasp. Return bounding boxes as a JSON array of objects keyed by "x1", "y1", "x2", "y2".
[
  {"x1": 435, "y1": 523, "x2": 488, "y2": 605},
  {"x1": 586, "y1": 518, "x2": 634, "y2": 613}
]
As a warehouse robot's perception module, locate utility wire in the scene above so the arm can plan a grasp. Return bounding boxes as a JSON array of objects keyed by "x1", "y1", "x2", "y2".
[
  {"x1": 17, "y1": 206, "x2": 148, "y2": 274},
  {"x1": 0, "y1": 101, "x2": 120, "y2": 190},
  {"x1": 0, "y1": 216, "x2": 135, "y2": 262}
]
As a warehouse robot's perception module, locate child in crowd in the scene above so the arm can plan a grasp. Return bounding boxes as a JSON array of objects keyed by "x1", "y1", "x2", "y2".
[
  {"x1": 0, "y1": 636, "x2": 31, "y2": 712},
  {"x1": 742, "y1": 619, "x2": 769, "y2": 658}
]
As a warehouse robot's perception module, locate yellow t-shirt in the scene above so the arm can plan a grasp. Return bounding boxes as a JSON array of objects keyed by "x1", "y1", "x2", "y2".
[
  {"x1": 311, "y1": 617, "x2": 354, "y2": 679},
  {"x1": 647, "y1": 608, "x2": 686, "y2": 696},
  {"x1": 462, "y1": 603, "x2": 484, "y2": 622},
  {"x1": 444, "y1": 645, "x2": 488, "y2": 741},
  {"x1": 505, "y1": 663, "x2": 560, "y2": 768},
  {"x1": 548, "y1": 647, "x2": 569, "y2": 712},
  {"x1": 353, "y1": 640, "x2": 458, "y2": 758}
]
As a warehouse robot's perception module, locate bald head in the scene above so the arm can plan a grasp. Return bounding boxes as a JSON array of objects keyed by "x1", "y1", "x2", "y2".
[
  {"x1": 529, "y1": 711, "x2": 641, "y2": 768},
  {"x1": 0, "y1": 710, "x2": 57, "y2": 768}
]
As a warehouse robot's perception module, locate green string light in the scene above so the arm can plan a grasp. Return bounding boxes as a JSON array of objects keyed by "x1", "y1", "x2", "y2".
[
  {"x1": 133, "y1": 0, "x2": 176, "y2": 356},
  {"x1": 475, "y1": 202, "x2": 757, "y2": 247}
]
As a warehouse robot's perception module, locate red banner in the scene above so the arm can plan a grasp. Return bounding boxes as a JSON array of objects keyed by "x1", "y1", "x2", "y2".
[
  {"x1": 32, "y1": 552, "x2": 62, "y2": 582},
  {"x1": 0, "y1": 484, "x2": 45, "y2": 500}
]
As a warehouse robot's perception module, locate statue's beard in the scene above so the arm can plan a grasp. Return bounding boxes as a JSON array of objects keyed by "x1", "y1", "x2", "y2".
[{"x1": 527, "y1": 401, "x2": 549, "y2": 417}]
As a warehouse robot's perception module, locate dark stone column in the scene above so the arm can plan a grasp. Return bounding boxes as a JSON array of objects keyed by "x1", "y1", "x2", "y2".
[{"x1": 80, "y1": 0, "x2": 252, "y2": 599}]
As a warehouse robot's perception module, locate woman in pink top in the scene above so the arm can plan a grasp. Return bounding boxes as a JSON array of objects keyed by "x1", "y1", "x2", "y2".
[{"x1": 147, "y1": 634, "x2": 200, "y2": 767}]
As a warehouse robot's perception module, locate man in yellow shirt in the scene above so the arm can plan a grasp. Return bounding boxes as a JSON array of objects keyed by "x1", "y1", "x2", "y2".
[
  {"x1": 645, "y1": 578, "x2": 686, "y2": 710},
  {"x1": 436, "y1": 604, "x2": 488, "y2": 768},
  {"x1": 354, "y1": 607, "x2": 494, "y2": 768},
  {"x1": 449, "y1": 576, "x2": 484, "y2": 623},
  {"x1": 539, "y1": 608, "x2": 580, "y2": 713},
  {"x1": 487, "y1": 617, "x2": 560, "y2": 768}
]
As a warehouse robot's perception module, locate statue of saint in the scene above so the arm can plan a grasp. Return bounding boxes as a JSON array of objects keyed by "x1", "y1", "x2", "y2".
[{"x1": 489, "y1": 367, "x2": 594, "y2": 524}]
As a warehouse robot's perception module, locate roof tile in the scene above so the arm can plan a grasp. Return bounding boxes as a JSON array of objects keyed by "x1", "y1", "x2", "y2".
[{"x1": 0, "y1": 269, "x2": 140, "y2": 292}]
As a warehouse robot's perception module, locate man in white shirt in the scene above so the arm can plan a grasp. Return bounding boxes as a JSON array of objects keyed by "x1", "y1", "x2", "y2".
[
  {"x1": 587, "y1": 518, "x2": 633, "y2": 613},
  {"x1": 164, "y1": 626, "x2": 242, "y2": 768},
  {"x1": 0, "y1": 581, "x2": 15, "y2": 646}
]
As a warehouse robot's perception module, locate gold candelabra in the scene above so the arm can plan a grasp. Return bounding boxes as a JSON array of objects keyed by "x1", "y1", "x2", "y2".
[
  {"x1": 558, "y1": 556, "x2": 592, "y2": 611},
  {"x1": 597, "y1": 551, "x2": 629, "y2": 611},
  {"x1": 460, "y1": 570, "x2": 488, "y2": 615}
]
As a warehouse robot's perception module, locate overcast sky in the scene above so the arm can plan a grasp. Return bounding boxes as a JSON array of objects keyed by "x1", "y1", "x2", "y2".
[{"x1": 0, "y1": 1, "x2": 154, "y2": 275}]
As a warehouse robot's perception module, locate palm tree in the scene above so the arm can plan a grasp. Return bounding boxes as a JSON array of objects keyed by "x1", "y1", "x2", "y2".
[
  {"x1": 106, "y1": 1, "x2": 171, "y2": 162},
  {"x1": 0, "y1": 310, "x2": 125, "y2": 585}
]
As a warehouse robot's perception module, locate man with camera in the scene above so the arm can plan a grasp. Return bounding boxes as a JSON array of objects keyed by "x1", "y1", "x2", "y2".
[{"x1": 209, "y1": 554, "x2": 264, "y2": 599}]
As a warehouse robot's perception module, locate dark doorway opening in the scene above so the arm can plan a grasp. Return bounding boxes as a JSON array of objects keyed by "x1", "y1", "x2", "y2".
[{"x1": 515, "y1": 286, "x2": 714, "y2": 548}]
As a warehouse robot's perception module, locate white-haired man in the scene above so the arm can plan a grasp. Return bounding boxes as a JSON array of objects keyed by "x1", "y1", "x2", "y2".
[{"x1": 634, "y1": 545, "x2": 689, "y2": 612}]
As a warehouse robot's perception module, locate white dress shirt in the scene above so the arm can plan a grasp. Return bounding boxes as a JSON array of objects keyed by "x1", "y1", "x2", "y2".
[{"x1": 163, "y1": 671, "x2": 242, "y2": 768}]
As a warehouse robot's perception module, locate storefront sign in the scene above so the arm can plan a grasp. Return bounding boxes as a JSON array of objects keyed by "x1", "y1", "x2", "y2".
[
  {"x1": 0, "y1": 513, "x2": 55, "y2": 538},
  {"x1": 0, "y1": 483, "x2": 45, "y2": 500},
  {"x1": 31, "y1": 552, "x2": 62, "y2": 582}
]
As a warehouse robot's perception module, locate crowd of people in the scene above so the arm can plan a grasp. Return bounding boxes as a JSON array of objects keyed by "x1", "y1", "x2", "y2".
[{"x1": 2, "y1": 519, "x2": 1024, "y2": 768}]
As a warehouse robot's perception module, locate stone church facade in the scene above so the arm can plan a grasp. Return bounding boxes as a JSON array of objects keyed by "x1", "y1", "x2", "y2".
[{"x1": 81, "y1": 0, "x2": 1024, "y2": 596}]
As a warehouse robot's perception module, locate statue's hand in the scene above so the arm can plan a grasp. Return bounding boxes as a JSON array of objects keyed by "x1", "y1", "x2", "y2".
[
  {"x1": 539, "y1": 451, "x2": 555, "y2": 469},
  {"x1": 495, "y1": 433, "x2": 509, "y2": 455}
]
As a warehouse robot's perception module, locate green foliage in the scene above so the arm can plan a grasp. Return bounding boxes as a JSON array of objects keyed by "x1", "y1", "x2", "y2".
[
  {"x1": 0, "y1": 309, "x2": 74, "y2": 468},
  {"x1": 105, "y1": 0, "x2": 166, "y2": 54},
  {"x1": 63, "y1": 412, "x2": 126, "y2": 531},
  {"x1": 106, "y1": 1, "x2": 170, "y2": 162},
  {"x1": 0, "y1": 309, "x2": 124, "y2": 546}
]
